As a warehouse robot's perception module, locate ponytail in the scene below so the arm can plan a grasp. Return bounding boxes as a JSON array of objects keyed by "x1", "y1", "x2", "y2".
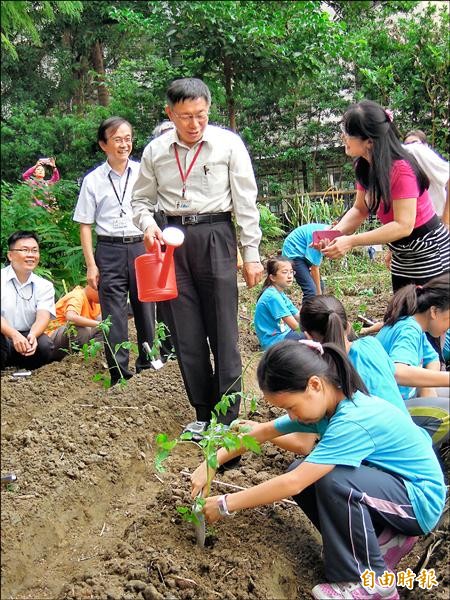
[
  {"x1": 257, "y1": 340, "x2": 368, "y2": 399},
  {"x1": 384, "y1": 274, "x2": 450, "y2": 326},
  {"x1": 258, "y1": 255, "x2": 292, "y2": 300},
  {"x1": 300, "y1": 295, "x2": 348, "y2": 350}
]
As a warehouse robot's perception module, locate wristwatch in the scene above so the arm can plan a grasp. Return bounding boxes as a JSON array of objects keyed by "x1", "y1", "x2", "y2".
[{"x1": 217, "y1": 494, "x2": 235, "y2": 517}]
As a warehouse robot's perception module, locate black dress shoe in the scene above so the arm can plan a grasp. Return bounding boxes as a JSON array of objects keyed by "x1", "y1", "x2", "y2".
[
  {"x1": 135, "y1": 362, "x2": 153, "y2": 374},
  {"x1": 217, "y1": 455, "x2": 242, "y2": 473}
]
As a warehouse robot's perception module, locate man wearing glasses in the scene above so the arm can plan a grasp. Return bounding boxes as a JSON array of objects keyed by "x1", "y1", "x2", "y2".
[
  {"x1": 1, "y1": 231, "x2": 55, "y2": 370},
  {"x1": 132, "y1": 77, "x2": 263, "y2": 439}
]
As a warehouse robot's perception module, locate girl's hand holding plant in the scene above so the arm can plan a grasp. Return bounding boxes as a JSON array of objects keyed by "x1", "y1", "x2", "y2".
[
  {"x1": 190, "y1": 460, "x2": 213, "y2": 499},
  {"x1": 203, "y1": 494, "x2": 228, "y2": 523}
]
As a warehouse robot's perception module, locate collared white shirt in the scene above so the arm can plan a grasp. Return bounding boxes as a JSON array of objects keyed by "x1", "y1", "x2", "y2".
[
  {"x1": 131, "y1": 125, "x2": 261, "y2": 262},
  {"x1": 73, "y1": 159, "x2": 143, "y2": 236},
  {"x1": 1, "y1": 265, "x2": 55, "y2": 331}
]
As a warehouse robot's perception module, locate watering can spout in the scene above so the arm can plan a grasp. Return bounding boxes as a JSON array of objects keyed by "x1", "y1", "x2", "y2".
[{"x1": 135, "y1": 227, "x2": 185, "y2": 302}]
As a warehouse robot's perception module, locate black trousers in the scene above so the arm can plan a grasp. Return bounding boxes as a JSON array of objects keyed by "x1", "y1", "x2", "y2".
[
  {"x1": 0, "y1": 330, "x2": 54, "y2": 370},
  {"x1": 289, "y1": 462, "x2": 423, "y2": 582},
  {"x1": 160, "y1": 221, "x2": 242, "y2": 424},
  {"x1": 95, "y1": 240, "x2": 155, "y2": 383}
]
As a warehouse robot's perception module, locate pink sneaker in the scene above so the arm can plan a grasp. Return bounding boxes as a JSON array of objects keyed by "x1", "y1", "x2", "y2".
[
  {"x1": 311, "y1": 581, "x2": 399, "y2": 599},
  {"x1": 378, "y1": 528, "x2": 419, "y2": 571}
]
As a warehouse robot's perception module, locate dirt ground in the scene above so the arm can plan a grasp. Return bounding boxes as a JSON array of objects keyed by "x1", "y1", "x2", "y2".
[{"x1": 1, "y1": 286, "x2": 448, "y2": 600}]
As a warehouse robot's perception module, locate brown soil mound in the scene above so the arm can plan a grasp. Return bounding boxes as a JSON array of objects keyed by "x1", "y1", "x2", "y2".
[{"x1": 1, "y1": 291, "x2": 448, "y2": 600}]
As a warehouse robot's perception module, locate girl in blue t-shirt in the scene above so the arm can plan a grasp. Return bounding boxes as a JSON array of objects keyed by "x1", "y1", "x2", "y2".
[
  {"x1": 191, "y1": 341, "x2": 445, "y2": 600},
  {"x1": 253, "y1": 256, "x2": 304, "y2": 349},
  {"x1": 299, "y1": 294, "x2": 449, "y2": 446},
  {"x1": 377, "y1": 275, "x2": 449, "y2": 445}
]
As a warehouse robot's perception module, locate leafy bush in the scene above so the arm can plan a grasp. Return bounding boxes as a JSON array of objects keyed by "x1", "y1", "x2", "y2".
[{"x1": 257, "y1": 203, "x2": 285, "y2": 240}]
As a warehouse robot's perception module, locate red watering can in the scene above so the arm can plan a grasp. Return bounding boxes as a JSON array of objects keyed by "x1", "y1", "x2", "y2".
[{"x1": 135, "y1": 227, "x2": 185, "y2": 302}]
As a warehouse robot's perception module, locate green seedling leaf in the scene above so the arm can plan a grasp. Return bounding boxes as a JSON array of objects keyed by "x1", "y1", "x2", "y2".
[
  {"x1": 241, "y1": 435, "x2": 261, "y2": 453},
  {"x1": 353, "y1": 322, "x2": 363, "y2": 335},
  {"x1": 206, "y1": 454, "x2": 219, "y2": 470}
]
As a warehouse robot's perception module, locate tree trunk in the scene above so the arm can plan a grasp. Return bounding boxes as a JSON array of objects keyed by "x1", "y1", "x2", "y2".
[
  {"x1": 91, "y1": 39, "x2": 109, "y2": 107},
  {"x1": 223, "y1": 55, "x2": 236, "y2": 132}
]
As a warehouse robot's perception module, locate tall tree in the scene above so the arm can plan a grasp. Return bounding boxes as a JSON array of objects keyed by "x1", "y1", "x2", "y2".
[{"x1": 1, "y1": 1, "x2": 82, "y2": 59}]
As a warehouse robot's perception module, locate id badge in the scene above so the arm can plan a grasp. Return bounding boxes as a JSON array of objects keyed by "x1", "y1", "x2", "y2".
[
  {"x1": 113, "y1": 217, "x2": 127, "y2": 230},
  {"x1": 176, "y1": 197, "x2": 192, "y2": 211}
]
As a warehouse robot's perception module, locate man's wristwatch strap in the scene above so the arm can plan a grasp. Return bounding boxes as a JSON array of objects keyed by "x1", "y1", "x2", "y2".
[{"x1": 217, "y1": 494, "x2": 235, "y2": 517}]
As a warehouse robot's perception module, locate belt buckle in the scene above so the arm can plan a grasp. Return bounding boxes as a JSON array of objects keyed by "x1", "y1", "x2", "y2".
[
  {"x1": 181, "y1": 215, "x2": 198, "y2": 225},
  {"x1": 123, "y1": 236, "x2": 133, "y2": 243}
]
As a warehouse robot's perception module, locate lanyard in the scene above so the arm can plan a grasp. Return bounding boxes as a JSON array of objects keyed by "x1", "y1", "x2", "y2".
[
  {"x1": 108, "y1": 167, "x2": 131, "y2": 216},
  {"x1": 174, "y1": 142, "x2": 204, "y2": 198},
  {"x1": 12, "y1": 280, "x2": 34, "y2": 301}
]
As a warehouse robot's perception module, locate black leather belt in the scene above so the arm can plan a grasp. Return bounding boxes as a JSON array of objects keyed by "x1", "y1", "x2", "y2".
[
  {"x1": 97, "y1": 235, "x2": 144, "y2": 244},
  {"x1": 166, "y1": 212, "x2": 232, "y2": 226}
]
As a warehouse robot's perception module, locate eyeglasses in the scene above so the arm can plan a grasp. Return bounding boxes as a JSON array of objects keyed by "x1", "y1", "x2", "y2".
[
  {"x1": 109, "y1": 136, "x2": 133, "y2": 145},
  {"x1": 10, "y1": 248, "x2": 40, "y2": 255},
  {"x1": 171, "y1": 111, "x2": 209, "y2": 124},
  {"x1": 280, "y1": 269, "x2": 296, "y2": 275}
]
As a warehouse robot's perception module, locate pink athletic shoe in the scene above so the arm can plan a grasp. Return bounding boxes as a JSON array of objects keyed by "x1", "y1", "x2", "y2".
[
  {"x1": 378, "y1": 528, "x2": 419, "y2": 571},
  {"x1": 311, "y1": 581, "x2": 399, "y2": 599}
]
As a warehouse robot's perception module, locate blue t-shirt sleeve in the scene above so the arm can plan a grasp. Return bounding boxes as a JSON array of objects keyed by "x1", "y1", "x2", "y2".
[
  {"x1": 305, "y1": 419, "x2": 375, "y2": 466},
  {"x1": 269, "y1": 293, "x2": 296, "y2": 320},
  {"x1": 285, "y1": 295, "x2": 298, "y2": 316},
  {"x1": 422, "y1": 336, "x2": 439, "y2": 366},
  {"x1": 274, "y1": 414, "x2": 320, "y2": 435},
  {"x1": 386, "y1": 326, "x2": 422, "y2": 366}
]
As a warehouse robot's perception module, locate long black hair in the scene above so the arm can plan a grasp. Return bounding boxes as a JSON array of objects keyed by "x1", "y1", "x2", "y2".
[
  {"x1": 300, "y1": 295, "x2": 348, "y2": 349},
  {"x1": 257, "y1": 256, "x2": 293, "y2": 300},
  {"x1": 384, "y1": 274, "x2": 450, "y2": 326},
  {"x1": 342, "y1": 100, "x2": 429, "y2": 214},
  {"x1": 257, "y1": 340, "x2": 368, "y2": 399}
]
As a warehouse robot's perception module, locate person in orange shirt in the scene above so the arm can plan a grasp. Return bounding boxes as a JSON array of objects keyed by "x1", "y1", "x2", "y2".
[{"x1": 46, "y1": 285, "x2": 101, "y2": 359}]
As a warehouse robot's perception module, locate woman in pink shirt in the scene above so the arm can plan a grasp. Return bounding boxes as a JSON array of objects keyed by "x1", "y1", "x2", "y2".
[
  {"x1": 22, "y1": 157, "x2": 60, "y2": 210},
  {"x1": 321, "y1": 100, "x2": 450, "y2": 292}
]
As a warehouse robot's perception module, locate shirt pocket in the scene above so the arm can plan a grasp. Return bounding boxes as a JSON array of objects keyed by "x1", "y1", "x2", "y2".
[{"x1": 201, "y1": 160, "x2": 229, "y2": 191}]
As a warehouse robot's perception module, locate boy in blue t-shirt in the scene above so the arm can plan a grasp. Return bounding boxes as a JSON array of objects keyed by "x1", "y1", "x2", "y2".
[{"x1": 282, "y1": 223, "x2": 329, "y2": 299}]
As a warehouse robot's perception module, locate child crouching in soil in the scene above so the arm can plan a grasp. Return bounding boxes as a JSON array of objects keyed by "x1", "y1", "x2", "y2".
[
  {"x1": 254, "y1": 256, "x2": 304, "y2": 349},
  {"x1": 191, "y1": 340, "x2": 446, "y2": 600}
]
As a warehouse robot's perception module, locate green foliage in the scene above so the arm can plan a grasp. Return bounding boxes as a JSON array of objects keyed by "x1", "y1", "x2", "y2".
[
  {"x1": 1, "y1": 1, "x2": 82, "y2": 59},
  {"x1": 257, "y1": 203, "x2": 285, "y2": 239},
  {"x1": 283, "y1": 193, "x2": 347, "y2": 229}
]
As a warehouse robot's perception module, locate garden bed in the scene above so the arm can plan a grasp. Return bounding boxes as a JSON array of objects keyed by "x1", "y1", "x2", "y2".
[{"x1": 1, "y1": 277, "x2": 448, "y2": 600}]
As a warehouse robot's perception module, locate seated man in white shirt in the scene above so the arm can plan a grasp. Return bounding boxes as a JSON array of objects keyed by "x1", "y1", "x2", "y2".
[{"x1": 1, "y1": 231, "x2": 56, "y2": 370}]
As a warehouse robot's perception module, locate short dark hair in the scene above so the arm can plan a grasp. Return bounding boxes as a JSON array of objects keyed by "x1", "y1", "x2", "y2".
[
  {"x1": 8, "y1": 231, "x2": 40, "y2": 249},
  {"x1": 97, "y1": 117, "x2": 133, "y2": 143},
  {"x1": 404, "y1": 129, "x2": 427, "y2": 144},
  {"x1": 166, "y1": 78, "x2": 211, "y2": 107}
]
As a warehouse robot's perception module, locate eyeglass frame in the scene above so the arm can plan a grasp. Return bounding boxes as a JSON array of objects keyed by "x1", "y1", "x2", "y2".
[
  {"x1": 107, "y1": 135, "x2": 133, "y2": 145},
  {"x1": 9, "y1": 248, "x2": 40, "y2": 255},
  {"x1": 170, "y1": 110, "x2": 209, "y2": 124}
]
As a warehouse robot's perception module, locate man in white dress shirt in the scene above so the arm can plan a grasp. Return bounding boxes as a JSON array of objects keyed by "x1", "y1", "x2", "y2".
[
  {"x1": 73, "y1": 117, "x2": 155, "y2": 386},
  {"x1": 132, "y1": 78, "x2": 263, "y2": 435},
  {"x1": 1, "y1": 231, "x2": 55, "y2": 369}
]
